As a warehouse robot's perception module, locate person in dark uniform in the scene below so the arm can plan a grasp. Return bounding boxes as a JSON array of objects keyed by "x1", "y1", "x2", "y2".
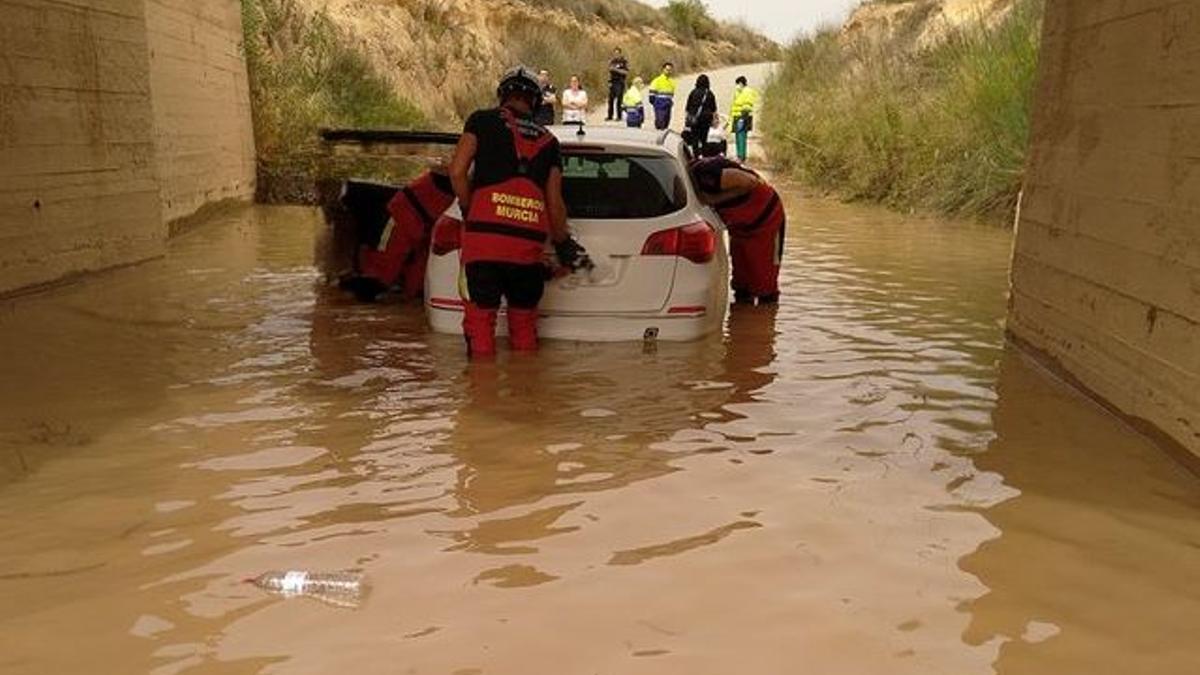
[
  {"x1": 606, "y1": 47, "x2": 629, "y2": 121},
  {"x1": 448, "y1": 66, "x2": 590, "y2": 358},
  {"x1": 535, "y1": 69, "x2": 557, "y2": 126}
]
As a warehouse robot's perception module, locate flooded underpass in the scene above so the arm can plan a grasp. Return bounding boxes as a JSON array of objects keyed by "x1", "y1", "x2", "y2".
[{"x1": 1, "y1": 193, "x2": 1198, "y2": 675}]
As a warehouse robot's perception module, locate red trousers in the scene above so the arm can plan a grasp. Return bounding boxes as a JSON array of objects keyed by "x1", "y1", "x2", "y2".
[
  {"x1": 355, "y1": 173, "x2": 454, "y2": 298},
  {"x1": 358, "y1": 210, "x2": 427, "y2": 298},
  {"x1": 461, "y1": 262, "x2": 545, "y2": 357},
  {"x1": 729, "y1": 220, "x2": 784, "y2": 297}
]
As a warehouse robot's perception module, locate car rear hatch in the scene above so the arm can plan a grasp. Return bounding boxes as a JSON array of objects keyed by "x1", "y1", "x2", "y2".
[{"x1": 539, "y1": 148, "x2": 699, "y2": 314}]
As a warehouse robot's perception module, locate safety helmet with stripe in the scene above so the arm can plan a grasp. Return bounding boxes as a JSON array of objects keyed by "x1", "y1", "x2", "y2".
[{"x1": 497, "y1": 65, "x2": 542, "y2": 103}]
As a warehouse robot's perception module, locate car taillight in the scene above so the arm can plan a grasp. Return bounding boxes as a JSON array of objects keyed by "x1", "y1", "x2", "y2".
[
  {"x1": 641, "y1": 222, "x2": 715, "y2": 264},
  {"x1": 431, "y1": 215, "x2": 462, "y2": 255},
  {"x1": 678, "y1": 222, "x2": 717, "y2": 263}
]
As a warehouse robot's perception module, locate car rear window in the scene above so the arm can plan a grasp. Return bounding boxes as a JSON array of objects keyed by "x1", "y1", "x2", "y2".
[{"x1": 561, "y1": 153, "x2": 688, "y2": 219}]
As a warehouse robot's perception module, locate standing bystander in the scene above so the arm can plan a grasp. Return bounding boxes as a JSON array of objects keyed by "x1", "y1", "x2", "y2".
[
  {"x1": 606, "y1": 47, "x2": 629, "y2": 121},
  {"x1": 534, "y1": 69, "x2": 557, "y2": 126},
  {"x1": 647, "y1": 62, "x2": 677, "y2": 131},
  {"x1": 561, "y1": 75, "x2": 588, "y2": 124},
  {"x1": 729, "y1": 75, "x2": 760, "y2": 163},
  {"x1": 683, "y1": 74, "x2": 717, "y2": 156}
]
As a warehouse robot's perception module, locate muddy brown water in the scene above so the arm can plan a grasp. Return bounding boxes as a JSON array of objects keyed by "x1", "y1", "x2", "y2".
[{"x1": 1, "y1": 193, "x2": 1198, "y2": 675}]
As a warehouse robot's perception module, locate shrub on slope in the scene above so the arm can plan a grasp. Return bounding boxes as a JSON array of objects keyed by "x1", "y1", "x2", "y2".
[{"x1": 764, "y1": 0, "x2": 1041, "y2": 222}]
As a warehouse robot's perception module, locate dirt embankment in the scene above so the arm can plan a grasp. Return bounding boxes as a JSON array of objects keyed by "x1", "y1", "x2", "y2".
[
  {"x1": 263, "y1": 0, "x2": 776, "y2": 125},
  {"x1": 841, "y1": 0, "x2": 1014, "y2": 51},
  {"x1": 242, "y1": 0, "x2": 777, "y2": 201}
]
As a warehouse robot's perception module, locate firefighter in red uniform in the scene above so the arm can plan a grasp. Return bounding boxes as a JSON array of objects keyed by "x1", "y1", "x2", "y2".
[
  {"x1": 338, "y1": 166, "x2": 456, "y2": 302},
  {"x1": 448, "y1": 66, "x2": 589, "y2": 357},
  {"x1": 690, "y1": 156, "x2": 786, "y2": 305}
]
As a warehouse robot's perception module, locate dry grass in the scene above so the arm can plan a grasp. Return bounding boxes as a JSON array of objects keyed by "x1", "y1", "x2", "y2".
[{"x1": 764, "y1": 0, "x2": 1042, "y2": 222}]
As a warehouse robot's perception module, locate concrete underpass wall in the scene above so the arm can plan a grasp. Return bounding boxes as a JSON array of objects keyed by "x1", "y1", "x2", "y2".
[
  {"x1": 1009, "y1": 1, "x2": 1200, "y2": 457},
  {"x1": 145, "y1": 0, "x2": 255, "y2": 224},
  {"x1": 0, "y1": 0, "x2": 255, "y2": 295},
  {"x1": 0, "y1": 0, "x2": 165, "y2": 292}
]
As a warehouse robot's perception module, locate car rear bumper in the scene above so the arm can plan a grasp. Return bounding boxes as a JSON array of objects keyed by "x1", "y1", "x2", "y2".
[{"x1": 426, "y1": 298, "x2": 722, "y2": 342}]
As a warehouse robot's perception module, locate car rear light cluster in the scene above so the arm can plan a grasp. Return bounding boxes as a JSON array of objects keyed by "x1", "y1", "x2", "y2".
[
  {"x1": 431, "y1": 215, "x2": 462, "y2": 255},
  {"x1": 641, "y1": 221, "x2": 716, "y2": 264}
]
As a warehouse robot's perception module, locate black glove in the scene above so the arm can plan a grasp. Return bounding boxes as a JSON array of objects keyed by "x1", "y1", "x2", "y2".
[
  {"x1": 554, "y1": 236, "x2": 593, "y2": 272},
  {"x1": 338, "y1": 275, "x2": 387, "y2": 302}
]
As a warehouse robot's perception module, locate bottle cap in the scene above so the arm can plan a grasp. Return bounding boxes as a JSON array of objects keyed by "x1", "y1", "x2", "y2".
[{"x1": 280, "y1": 571, "x2": 308, "y2": 594}]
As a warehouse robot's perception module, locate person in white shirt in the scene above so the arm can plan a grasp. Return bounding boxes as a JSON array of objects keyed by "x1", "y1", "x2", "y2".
[
  {"x1": 561, "y1": 75, "x2": 588, "y2": 124},
  {"x1": 702, "y1": 113, "x2": 728, "y2": 157}
]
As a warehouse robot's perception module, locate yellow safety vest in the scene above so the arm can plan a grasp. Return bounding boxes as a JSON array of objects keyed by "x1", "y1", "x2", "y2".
[
  {"x1": 730, "y1": 86, "x2": 759, "y2": 118},
  {"x1": 648, "y1": 74, "x2": 677, "y2": 97},
  {"x1": 622, "y1": 85, "x2": 643, "y2": 107}
]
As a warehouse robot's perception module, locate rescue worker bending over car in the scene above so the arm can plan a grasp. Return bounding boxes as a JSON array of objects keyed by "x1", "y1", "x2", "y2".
[
  {"x1": 691, "y1": 156, "x2": 786, "y2": 305},
  {"x1": 345, "y1": 167, "x2": 456, "y2": 301},
  {"x1": 337, "y1": 166, "x2": 456, "y2": 302},
  {"x1": 449, "y1": 66, "x2": 590, "y2": 358}
]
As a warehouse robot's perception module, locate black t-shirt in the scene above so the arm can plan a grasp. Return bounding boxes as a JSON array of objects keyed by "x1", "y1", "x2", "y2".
[
  {"x1": 464, "y1": 107, "x2": 562, "y2": 189},
  {"x1": 685, "y1": 88, "x2": 717, "y2": 117},
  {"x1": 609, "y1": 56, "x2": 629, "y2": 84},
  {"x1": 692, "y1": 156, "x2": 740, "y2": 194}
]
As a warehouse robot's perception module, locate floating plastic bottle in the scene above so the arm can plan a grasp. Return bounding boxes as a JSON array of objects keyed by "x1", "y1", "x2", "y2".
[{"x1": 249, "y1": 570, "x2": 368, "y2": 608}]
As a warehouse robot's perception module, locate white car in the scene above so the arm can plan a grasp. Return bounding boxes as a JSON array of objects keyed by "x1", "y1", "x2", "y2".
[{"x1": 425, "y1": 126, "x2": 729, "y2": 342}]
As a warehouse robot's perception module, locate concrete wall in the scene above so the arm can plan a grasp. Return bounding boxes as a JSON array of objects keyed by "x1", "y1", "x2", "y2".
[
  {"x1": 0, "y1": 0, "x2": 255, "y2": 295},
  {"x1": 0, "y1": 0, "x2": 165, "y2": 292},
  {"x1": 145, "y1": 0, "x2": 255, "y2": 224},
  {"x1": 1009, "y1": 0, "x2": 1200, "y2": 458}
]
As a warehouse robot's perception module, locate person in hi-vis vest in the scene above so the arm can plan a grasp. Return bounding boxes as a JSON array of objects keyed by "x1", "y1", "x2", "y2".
[
  {"x1": 647, "y1": 62, "x2": 677, "y2": 131},
  {"x1": 729, "y1": 75, "x2": 760, "y2": 163}
]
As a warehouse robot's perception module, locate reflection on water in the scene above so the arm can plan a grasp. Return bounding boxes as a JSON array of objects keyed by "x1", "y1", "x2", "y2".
[{"x1": 0, "y1": 197, "x2": 1197, "y2": 675}]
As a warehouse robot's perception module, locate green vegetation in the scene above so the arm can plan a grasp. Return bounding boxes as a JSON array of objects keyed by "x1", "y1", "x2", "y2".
[
  {"x1": 665, "y1": 0, "x2": 718, "y2": 40},
  {"x1": 764, "y1": 0, "x2": 1042, "y2": 222},
  {"x1": 241, "y1": 0, "x2": 426, "y2": 201}
]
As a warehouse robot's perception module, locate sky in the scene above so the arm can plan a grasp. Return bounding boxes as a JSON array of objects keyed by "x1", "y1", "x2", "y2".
[{"x1": 646, "y1": 0, "x2": 862, "y2": 44}]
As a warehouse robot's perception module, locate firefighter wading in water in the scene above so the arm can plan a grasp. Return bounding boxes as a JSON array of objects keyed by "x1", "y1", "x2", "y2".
[
  {"x1": 690, "y1": 156, "x2": 786, "y2": 305},
  {"x1": 449, "y1": 66, "x2": 590, "y2": 357}
]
